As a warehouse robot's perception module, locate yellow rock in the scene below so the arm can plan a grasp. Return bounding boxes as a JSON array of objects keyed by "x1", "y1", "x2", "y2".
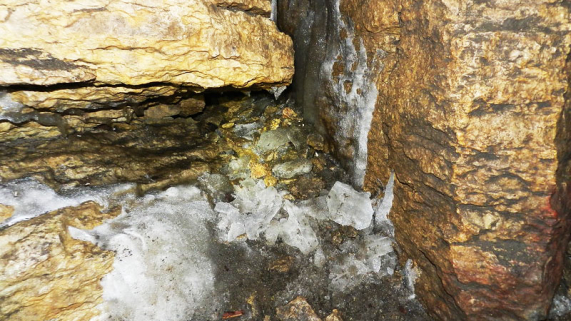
[
  {"x1": 0, "y1": 0, "x2": 293, "y2": 89},
  {"x1": 0, "y1": 203, "x2": 14, "y2": 222},
  {"x1": 264, "y1": 175, "x2": 278, "y2": 187},
  {"x1": 0, "y1": 201, "x2": 121, "y2": 321},
  {"x1": 221, "y1": 122, "x2": 236, "y2": 129},
  {"x1": 250, "y1": 162, "x2": 269, "y2": 178}
]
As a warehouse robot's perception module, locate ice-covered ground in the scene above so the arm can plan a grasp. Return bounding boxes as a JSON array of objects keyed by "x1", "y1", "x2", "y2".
[{"x1": 0, "y1": 173, "x2": 415, "y2": 320}]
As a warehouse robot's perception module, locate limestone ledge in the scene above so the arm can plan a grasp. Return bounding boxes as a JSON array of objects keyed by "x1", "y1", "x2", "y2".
[
  {"x1": 0, "y1": 0, "x2": 293, "y2": 89},
  {"x1": 0, "y1": 201, "x2": 121, "y2": 321}
]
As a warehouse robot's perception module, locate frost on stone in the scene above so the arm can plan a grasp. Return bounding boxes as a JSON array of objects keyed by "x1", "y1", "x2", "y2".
[
  {"x1": 326, "y1": 181, "x2": 374, "y2": 230},
  {"x1": 404, "y1": 259, "x2": 418, "y2": 300},
  {"x1": 226, "y1": 156, "x2": 252, "y2": 180},
  {"x1": 0, "y1": 178, "x2": 133, "y2": 228},
  {"x1": 272, "y1": 159, "x2": 313, "y2": 179},
  {"x1": 549, "y1": 293, "x2": 571, "y2": 318},
  {"x1": 269, "y1": 85, "x2": 287, "y2": 99},
  {"x1": 233, "y1": 122, "x2": 262, "y2": 140},
  {"x1": 375, "y1": 171, "x2": 395, "y2": 236},
  {"x1": 198, "y1": 173, "x2": 233, "y2": 203}
]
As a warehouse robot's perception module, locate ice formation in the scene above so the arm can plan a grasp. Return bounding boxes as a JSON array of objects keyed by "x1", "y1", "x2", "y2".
[
  {"x1": 320, "y1": 0, "x2": 380, "y2": 187},
  {"x1": 0, "y1": 173, "x2": 403, "y2": 319},
  {"x1": 329, "y1": 235, "x2": 396, "y2": 291},
  {"x1": 375, "y1": 172, "x2": 395, "y2": 236},
  {"x1": 326, "y1": 181, "x2": 374, "y2": 230},
  {"x1": 75, "y1": 185, "x2": 220, "y2": 320},
  {"x1": 0, "y1": 178, "x2": 132, "y2": 228},
  {"x1": 404, "y1": 259, "x2": 418, "y2": 300}
]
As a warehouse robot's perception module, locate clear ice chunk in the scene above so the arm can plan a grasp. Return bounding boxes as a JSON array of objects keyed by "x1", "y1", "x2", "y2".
[{"x1": 326, "y1": 181, "x2": 373, "y2": 230}]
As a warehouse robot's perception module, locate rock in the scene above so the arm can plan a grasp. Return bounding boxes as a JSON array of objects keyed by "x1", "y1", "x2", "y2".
[
  {"x1": 0, "y1": 203, "x2": 13, "y2": 222},
  {"x1": 178, "y1": 95, "x2": 206, "y2": 117},
  {"x1": 272, "y1": 159, "x2": 313, "y2": 179},
  {"x1": 144, "y1": 104, "x2": 181, "y2": 119},
  {"x1": 0, "y1": 201, "x2": 121, "y2": 321},
  {"x1": 324, "y1": 309, "x2": 343, "y2": 321},
  {"x1": 276, "y1": 297, "x2": 322, "y2": 321},
  {"x1": 281, "y1": 0, "x2": 571, "y2": 319},
  {"x1": 0, "y1": 117, "x2": 219, "y2": 190},
  {"x1": 0, "y1": 0, "x2": 293, "y2": 89},
  {"x1": 213, "y1": 0, "x2": 272, "y2": 16}
]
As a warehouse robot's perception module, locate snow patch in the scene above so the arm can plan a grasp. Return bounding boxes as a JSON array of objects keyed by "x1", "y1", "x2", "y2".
[
  {"x1": 0, "y1": 178, "x2": 133, "y2": 228},
  {"x1": 86, "y1": 186, "x2": 220, "y2": 320}
]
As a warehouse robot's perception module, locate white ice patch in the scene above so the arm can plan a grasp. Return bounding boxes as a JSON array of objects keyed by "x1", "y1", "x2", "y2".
[
  {"x1": 404, "y1": 259, "x2": 418, "y2": 300},
  {"x1": 375, "y1": 172, "x2": 395, "y2": 236},
  {"x1": 320, "y1": 0, "x2": 381, "y2": 187},
  {"x1": 550, "y1": 293, "x2": 571, "y2": 318},
  {"x1": 329, "y1": 235, "x2": 396, "y2": 291},
  {"x1": 0, "y1": 91, "x2": 24, "y2": 121},
  {"x1": 326, "y1": 181, "x2": 374, "y2": 230},
  {"x1": 0, "y1": 178, "x2": 133, "y2": 228},
  {"x1": 80, "y1": 185, "x2": 220, "y2": 321},
  {"x1": 266, "y1": 200, "x2": 319, "y2": 255}
]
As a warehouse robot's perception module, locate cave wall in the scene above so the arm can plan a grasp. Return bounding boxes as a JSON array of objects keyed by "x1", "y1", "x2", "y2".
[{"x1": 279, "y1": 0, "x2": 571, "y2": 319}]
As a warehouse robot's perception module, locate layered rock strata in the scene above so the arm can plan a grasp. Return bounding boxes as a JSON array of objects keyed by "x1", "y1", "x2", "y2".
[
  {"x1": 0, "y1": 0, "x2": 292, "y2": 89},
  {"x1": 0, "y1": 201, "x2": 120, "y2": 321},
  {"x1": 0, "y1": 0, "x2": 293, "y2": 189},
  {"x1": 280, "y1": 0, "x2": 571, "y2": 319}
]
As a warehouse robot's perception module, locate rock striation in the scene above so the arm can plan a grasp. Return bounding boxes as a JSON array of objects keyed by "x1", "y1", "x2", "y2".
[
  {"x1": 0, "y1": 201, "x2": 120, "y2": 321},
  {"x1": 0, "y1": 0, "x2": 293, "y2": 189},
  {"x1": 280, "y1": 0, "x2": 571, "y2": 319}
]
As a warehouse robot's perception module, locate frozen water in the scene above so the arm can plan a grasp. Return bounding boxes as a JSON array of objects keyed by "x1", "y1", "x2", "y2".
[
  {"x1": 1, "y1": 174, "x2": 404, "y2": 319},
  {"x1": 0, "y1": 178, "x2": 133, "y2": 228},
  {"x1": 550, "y1": 293, "x2": 571, "y2": 318},
  {"x1": 256, "y1": 127, "x2": 303, "y2": 153},
  {"x1": 375, "y1": 172, "x2": 395, "y2": 236},
  {"x1": 81, "y1": 185, "x2": 220, "y2": 320},
  {"x1": 329, "y1": 235, "x2": 396, "y2": 291},
  {"x1": 265, "y1": 200, "x2": 319, "y2": 255},
  {"x1": 404, "y1": 259, "x2": 418, "y2": 300},
  {"x1": 233, "y1": 122, "x2": 262, "y2": 140},
  {"x1": 326, "y1": 181, "x2": 374, "y2": 230}
]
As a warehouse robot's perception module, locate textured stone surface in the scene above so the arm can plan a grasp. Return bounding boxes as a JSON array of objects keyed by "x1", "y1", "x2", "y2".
[
  {"x1": 0, "y1": 201, "x2": 120, "y2": 321},
  {"x1": 362, "y1": 1, "x2": 571, "y2": 320},
  {"x1": 0, "y1": 116, "x2": 218, "y2": 190},
  {"x1": 280, "y1": 0, "x2": 571, "y2": 319},
  {"x1": 0, "y1": 0, "x2": 292, "y2": 89}
]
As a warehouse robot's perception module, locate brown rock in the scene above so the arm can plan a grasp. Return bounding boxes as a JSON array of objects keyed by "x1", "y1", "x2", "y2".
[
  {"x1": 0, "y1": 118, "x2": 220, "y2": 190},
  {"x1": 276, "y1": 297, "x2": 322, "y2": 321},
  {"x1": 0, "y1": 201, "x2": 121, "y2": 321},
  {"x1": 362, "y1": 1, "x2": 571, "y2": 320},
  {"x1": 144, "y1": 104, "x2": 181, "y2": 119},
  {"x1": 179, "y1": 95, "x2": 206, "y2": 117},
  {"x1": 324, "y1": 309, "x2": 343, "y2": 321}
]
